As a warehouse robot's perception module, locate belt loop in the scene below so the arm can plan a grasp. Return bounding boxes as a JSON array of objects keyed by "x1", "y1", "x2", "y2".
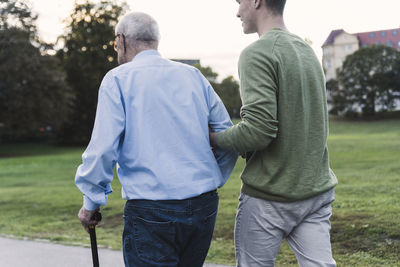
[{"x1": 188, "y1": 198, "x2": 193, "y2": 215}]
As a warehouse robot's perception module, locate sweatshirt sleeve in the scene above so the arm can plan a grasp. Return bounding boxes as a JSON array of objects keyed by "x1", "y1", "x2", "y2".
[{"x1": 216, "y1": 47, "x2": 278, "y2": 152}]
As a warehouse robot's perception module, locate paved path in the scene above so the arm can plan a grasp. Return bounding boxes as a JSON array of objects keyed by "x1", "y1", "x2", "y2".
[{"x1": 0, "y1": 237, "x2": 232, "y2": 267}]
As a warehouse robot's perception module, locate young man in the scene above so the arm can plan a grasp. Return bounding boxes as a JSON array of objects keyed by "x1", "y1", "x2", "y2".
[
  {"x1": 75, "y1": 12, "x2": 237, "y2": 267},
  {"x1": 210, "y1": 0, "x2": 338, "y2": 266}
]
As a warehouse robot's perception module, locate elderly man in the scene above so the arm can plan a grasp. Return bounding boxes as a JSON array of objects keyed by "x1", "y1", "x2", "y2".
[{"x1": 75, "y1": 12, "x2": 237, "y2": 267}]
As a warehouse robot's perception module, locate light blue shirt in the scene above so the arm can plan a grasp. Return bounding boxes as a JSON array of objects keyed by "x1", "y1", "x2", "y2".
[{"x1": 75, "y1": 50, "x2": 238, "y2": 210}]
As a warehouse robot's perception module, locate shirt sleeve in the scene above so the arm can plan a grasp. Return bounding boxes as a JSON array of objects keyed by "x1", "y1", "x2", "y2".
[
  {"x1": 205, "y1": 77, "x2": 238, "y2": 183},
  {"x1": 75, "y1": 71, "x2": 125, "y2": 210},
  {"x1": 215, "y1": 48, "x2": 278, "y2": 153}
]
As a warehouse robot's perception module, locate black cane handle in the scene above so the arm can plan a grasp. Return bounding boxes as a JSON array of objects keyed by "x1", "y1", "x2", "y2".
[{"x1": 91, "y1": 211, "x2": 102, "y2": 222}]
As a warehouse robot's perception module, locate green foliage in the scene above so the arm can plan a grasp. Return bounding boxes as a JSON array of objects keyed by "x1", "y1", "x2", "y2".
[
  {"x1": 214, "y1": 76, "x2": 241, "y2": 118},
  {"x1": 1, "y1": 119, "x2": 400, "y2": 266},
  {"x1": 0, "y1": 2, "x2": 73, "y2": 142},
  {"x1": 57, "y1": 0, "x2": 128, "y2": 144},
  {"x1": 194, "y1": 63, "x2": 242, "y2": 118},
  {"x1": 326, "y1": 79, "x2": 345, "y2": 116},
  {"x1": 0, "y1": 0, "x2": 37, "y2": 35},
  {"x1": 194, "y1": 63, "x2": 219, "y2": 84},
  {"x1": 331, "y1": 45, "x2": 400, "y2": 117}
]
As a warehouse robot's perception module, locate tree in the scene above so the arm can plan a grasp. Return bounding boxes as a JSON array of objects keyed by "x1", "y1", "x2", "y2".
[
  {"x1": 194, "y1": 63, "x2": 242, "y2": 118},
  {"x1": 0, "y1": 0, "x2": 37, "y2": 34},
  {"x1": 214, "y1": 76, "x2": 241, "y2": 118},
  {"x1": 57, "y1": 0, "x2": 127, "y2": 144},
  {"x1": 337, "y1": 45, "x2": 400, "y2": 117},
  {"x1": 0, "y1": 1, "x2": 73, "y2": 142},
  {"x1": 394, "y1": 61, "x2": 400, "y2": 93},
  {"x1": 193, "y1": 63, "x2": 219, "y2": 86},
  {"x1": 326, "y1": 79, "x2": 347, "y2": 116}
]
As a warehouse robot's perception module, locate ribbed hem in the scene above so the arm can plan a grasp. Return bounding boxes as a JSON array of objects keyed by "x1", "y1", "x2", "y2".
[{"x1": 241, "y1": 183, "x2": 337, "y2": 203}]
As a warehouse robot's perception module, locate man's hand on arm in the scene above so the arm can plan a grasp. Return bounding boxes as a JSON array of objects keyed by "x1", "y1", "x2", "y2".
[
  {"x1": 78, "y1": 206, "x2": 101, "y2": 233},
  {"x1": 209, "y1": 128, "x2": 246, "y2": 158},
  {"x1": 209, "y1": 131, "x2": 218, "y2": 148}
]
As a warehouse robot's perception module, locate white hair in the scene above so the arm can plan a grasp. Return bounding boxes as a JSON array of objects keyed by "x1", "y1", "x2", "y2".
[{"x1": 115, "y1": 12, "x2": 160, "y2": 48}]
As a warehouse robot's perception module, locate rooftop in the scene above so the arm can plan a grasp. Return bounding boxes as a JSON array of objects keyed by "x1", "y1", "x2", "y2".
[
  {"x1": 322, "y1": 28, "x2": 400, "y2": 48},
  {"x1": 322, "y1": 29, "x2": 345, "y2": 47}
]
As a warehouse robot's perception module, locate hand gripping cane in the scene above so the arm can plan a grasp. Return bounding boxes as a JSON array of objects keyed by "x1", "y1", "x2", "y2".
[{"x1": 89, "y1": 211, "x2": 102, "y2": 267}]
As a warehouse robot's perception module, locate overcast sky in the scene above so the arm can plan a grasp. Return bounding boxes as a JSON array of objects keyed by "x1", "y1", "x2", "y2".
[{"x1": 32, "y1": 0, "x2": 400, "y2": 80}]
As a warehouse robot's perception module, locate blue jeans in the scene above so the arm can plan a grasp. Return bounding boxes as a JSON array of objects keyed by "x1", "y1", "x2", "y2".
[{"x1": 123, "y1": 190, "x2": 219, "y2": 267}]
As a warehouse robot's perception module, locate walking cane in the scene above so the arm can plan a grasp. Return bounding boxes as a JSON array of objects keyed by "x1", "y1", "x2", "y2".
[{"x1": 89, "y1": 211, "x2": 102, "y2": 267}]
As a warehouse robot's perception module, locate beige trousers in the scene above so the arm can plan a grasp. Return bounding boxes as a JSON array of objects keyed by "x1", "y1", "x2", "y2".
[{"x1": 235, "y1": 189, "x2": 336, "y2": 267}]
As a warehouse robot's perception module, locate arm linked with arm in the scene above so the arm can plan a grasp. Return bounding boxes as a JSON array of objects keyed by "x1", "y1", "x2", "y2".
[
  {"x1": 216, "y1": 50, "x2": 278, "y2": 153},
  {"x1": 206, "y1": 80, "x2": 238, "y2": 182}
]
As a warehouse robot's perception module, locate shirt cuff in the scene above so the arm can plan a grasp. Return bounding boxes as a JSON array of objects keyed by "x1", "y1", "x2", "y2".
[{"x1": 83, "y1": 195, "x2": 101, "y2": 211}]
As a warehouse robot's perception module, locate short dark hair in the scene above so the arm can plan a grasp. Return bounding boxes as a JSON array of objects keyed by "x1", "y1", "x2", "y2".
[{"x1": 265, "y1": 0, "x2": 286, "y2": 15}]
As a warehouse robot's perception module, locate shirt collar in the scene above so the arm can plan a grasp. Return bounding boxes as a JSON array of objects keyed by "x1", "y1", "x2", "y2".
[{"x1": 132, "y1": 49, "x2": 161, "y2": 62}]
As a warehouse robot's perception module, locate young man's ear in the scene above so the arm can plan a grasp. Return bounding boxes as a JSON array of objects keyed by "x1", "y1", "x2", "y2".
[{"x1": 254, "y1": 0, "x2": 262, "y2": 9}]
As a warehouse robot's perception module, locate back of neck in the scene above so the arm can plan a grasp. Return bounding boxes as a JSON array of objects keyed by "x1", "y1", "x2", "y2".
[{"x1": 257, "y1": 16, "x2": 287, "y2": 37}]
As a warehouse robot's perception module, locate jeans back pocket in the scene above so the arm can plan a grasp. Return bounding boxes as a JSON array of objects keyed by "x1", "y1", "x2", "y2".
[{"x1": 132, "y1": 216, "x2": 176, "y2": 263}]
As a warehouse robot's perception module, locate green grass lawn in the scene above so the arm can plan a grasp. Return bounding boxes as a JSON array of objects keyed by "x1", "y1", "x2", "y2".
[{"x1": 1, "y1": 118, "x2": 400, "y2": 266}]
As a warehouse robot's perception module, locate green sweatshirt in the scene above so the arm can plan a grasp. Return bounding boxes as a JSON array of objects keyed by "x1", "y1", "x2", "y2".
[{"x1": 216, "y1": 29, "x2": 337, "y2": 202}]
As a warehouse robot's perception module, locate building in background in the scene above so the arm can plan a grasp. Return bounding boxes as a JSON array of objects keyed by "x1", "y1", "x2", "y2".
[
  {"x1": 322, "y1": 28, "x2": 400, "y2": 81},
  {"x1": 170, "y1": 59, "x2": 200, "y2": 66}
]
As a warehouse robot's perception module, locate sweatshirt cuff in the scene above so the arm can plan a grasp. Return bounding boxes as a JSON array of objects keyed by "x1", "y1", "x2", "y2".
[
  {"x1": 83, "y1": 195, "x2": 101, "y2": 211},
  {"x1": 216, "y1": 130, "x2": 234, "y2": 151}
]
